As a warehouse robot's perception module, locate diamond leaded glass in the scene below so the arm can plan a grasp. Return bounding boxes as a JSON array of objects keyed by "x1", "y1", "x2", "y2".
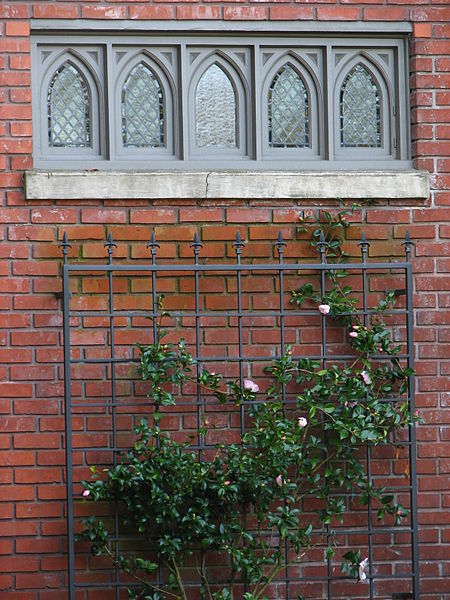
[
  {"x1": 48, "y1": 62, "x2": 90, "y2": 147},
  {"x1": 268, "y1": 64, "x2": 309, "y2": 148},
  {"x1": 195, "y1": 64, "x2": 236, "y2": 149},
  {"x1": 340, "y1": 64, "x2": 381, "y2": 148},
  {"x1": 122, "y1": 63, "x2": 164, "y2": 148}
]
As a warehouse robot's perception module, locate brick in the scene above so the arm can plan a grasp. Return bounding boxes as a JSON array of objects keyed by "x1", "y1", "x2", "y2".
[
  {"x1": 0, "y1": 521, "x2": 38, "y2": 537},
  {"x1": 11, "y1": 331, "x2": 58, "y2": 346},
  {"x1": 0, "y1": 451, "x2": 34, "y2": 466},
  {"x1": 0, "y1": 557, "x2": 38, "y2": 572},
  {"x1": 16, "y1": 573, "x2": 62, "y2": 589},
  {"x1": 33, "y1": 4, "x2": 78, "y2": 18},
  {"x1": 81, "y1": 5, "x2": 127, "y2": 19},
  {"x1": 0, "y1": 5, "x2": 28, "y2": 18},
  {"x1": 129, "y1": 5, "x2": 176, "y2": 19},
  {"x1": 0, "y1": 138, "x2": 32, "y2": 154},
  {"x1": 9, "y1": 55, "x2": 31, "y2": 71},
  {"x1": 177, "y1": 5, "x2": 221, "y2": 19},
  {"x1": 0, "y1": 39, "x2": 30, "y2": 54},
  {"x1": 413, "y1": 23, "x2": 432, "y2": 38},
  {"x1": 81, "y1": 209, "x2": 127, "y2": 224},
  {"x1": 14, "y1": 433, "x2": 60, "y2": 449},
  {"x1": 227, "y1": 208, "x2": 271, "y2": 223},
  {"x1": 270, "y1": 6, "x2": 314, "y2": 19},
  {"x1": 10, "y1": 365, "x2": 55, "y2": 381},
  {"x1": 0, "y1": 416, "x2": 36, "y2": 432},
  {"x1": 5, "y1": 21, "x2": 30, "y2": 36},
  {"x1": 366, "y1": 209, "x2": 410, "y2": 224},
  {"x1": 12, "y1": 261, "x2": 58, "y2": 276},
  {"x1": 317, "y1": 6, "x2": 360, "y2": 19},
  {"x1": 0, "y1": 383, "x2": 32, "y2": 398},
  {"x1": 15, "y1": 468, "x2": 61, "y2": 484},
  {"x1": 223, "y1": 6, "x2": 268, "y2": 20},
  {"x1": 364, "y1": 6, "x2": 407, "y2": 19},
  {"x1": 8, "y1": 226, "x2": 54, "y2": 242}
]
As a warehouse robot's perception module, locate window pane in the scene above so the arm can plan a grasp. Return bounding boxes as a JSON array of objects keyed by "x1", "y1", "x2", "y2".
[
  {"x1": 340, "y1": 64, "x2": 381, "y2": 148},
  {"x1": 268, "y1": 64, "x2": 309, "y2": 148},
  {"x1": 122, "y1": 63, "x2": 164, "y2": 148},
  {"x1": 195, "y1": 64, "x2": 236, "y2": 149},
  {"x1": 48, "y1": 62, "x2": 90, "y2": 147}
]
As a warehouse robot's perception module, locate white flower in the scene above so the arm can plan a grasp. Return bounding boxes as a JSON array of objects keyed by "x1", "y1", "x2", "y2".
[
  {"x1": 275, "y1": 474, "x2": 284, "y2": 487},
  {"x1": 243, "y1": 379, "x2": 259, "y2": 393},
  {"x1": 318, "y1": 304, "x2": 330, "y2": 315},
  {"x1": 361, "y1": 370, "x2": 372, "y2": 385},
  {"x1": 298, "y1": 417, "x2": 308, "y2": 428},
  {"x1": 358, "y1": 557, "x2": 369, "y2": 582}
]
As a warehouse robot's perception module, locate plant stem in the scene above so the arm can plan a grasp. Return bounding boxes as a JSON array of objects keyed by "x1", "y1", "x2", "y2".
[{"x1": 171, "y1": 557, "x2": 188, "y2": 600}]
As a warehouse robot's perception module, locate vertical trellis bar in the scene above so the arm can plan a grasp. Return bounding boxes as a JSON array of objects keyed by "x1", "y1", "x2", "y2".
[
  {"x1": 317, "y1": 231, "x2": 333, "y2": 600},
  {"x1": 147, "y1": 229, "x2": 163, "y2": 592},
  {"x1": 104, "y1": 232, "x2": 120, "y2": 599},
  {"x1": 404, "y1": 231, "x2": 420, "y2": 600},
  {"x1": 359, "y1": 231, "x2": 375, "y2": 600},
  {"x1": 59, "y1": 232, "x2": 75, "y2": 600},
  {"x1": 147, "y1": 229, "x2": 160, "y2": 345},
  {"x1": 191, "y1": 232, "x2": 204, "y2": 454},
  {"x1": 192, "y1": 232, "x2": 207, "y2": 600},
  {"x1": 233, "y1": 231, "x2": 246, "y2": 433},
  {"x1": 276, "y1": 231, "x2": 291, "y2": 600}
]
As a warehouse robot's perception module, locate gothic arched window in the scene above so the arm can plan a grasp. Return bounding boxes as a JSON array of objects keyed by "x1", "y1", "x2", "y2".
[{"x1": 48, "y1": 62, "x2": 90, "y2": 148}]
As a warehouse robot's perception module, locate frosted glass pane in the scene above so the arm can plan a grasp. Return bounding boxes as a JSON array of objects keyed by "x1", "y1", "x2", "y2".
[
  {"x1": 269, "y1": 64, "x2": 309, "y2": 148},
  {"x1": 48, "y1": 62, "x2": 90, "y2": 147},
  {"x1": 340, "y1": 64, "x2": 381, "y2": 148},
  {"x1": 122, "y1": 63, "x2": 164, "y2": 148},
  {"x1": 195, "y1": 64, "x2": 236, "y2": 149}
]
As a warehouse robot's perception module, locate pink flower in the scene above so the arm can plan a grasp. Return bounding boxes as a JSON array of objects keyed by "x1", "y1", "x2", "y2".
[
  {"x1": 361, "y1": 371, "x2": 372, "y2": 385},
  {"x1": 318, "y1": 304, "x2": 330, "y2": 315},
  {"x1": 358, "y1": 557, "x2": 369, "y2": 583},
  {"x1": 414, "y1": 409, "x2": 419, "y2": 419},
  {"x1": 243, "y1": 379, "x2": 259, "y2": 393},
  {"x1": 82, "y1": 490, "x2": 90, "y2": 498},
  {"x1": 352, "y1": 325, "x2": 359, "y2": 330},
  {"x1": 224, "y1": 480, "x2": 231, "y2": 486},
  {"x1": 396, "y1": 509, "x2": 403, "y2": 516},
  {"x1": 298, "y1": 417, "x2": 308, "y2": 428},
  {"x1": 349, "y1": 331, "x2": 358, "y2": 338},
  {"x1": 205, "y1": 419, "x2": 210, "y2": 426},
  {"x1": 275, "y1": 474, "x2": 284, "y2": 487}
]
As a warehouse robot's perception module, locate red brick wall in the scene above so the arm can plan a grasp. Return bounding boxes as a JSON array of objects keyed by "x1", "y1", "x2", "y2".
[{"x1": 1, "y1": 2, "x2": 449, "y2": 598}]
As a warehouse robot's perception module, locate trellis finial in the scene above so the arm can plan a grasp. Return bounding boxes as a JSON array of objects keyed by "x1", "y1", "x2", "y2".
[
  {"x1": 402, "y1": 229, "x2": 414, "y2": 259},
  {"x1": 232, "y1": 230, "x2": 245, "y2": 254},
  {"x1": 58, "y1": 231, "x2": 72, "y2": 263},
  {"x1": 358, "y1": 229, "x2": 370, "y2": 256},
  {"x1": 147, "y1": 228, "x2": 160, "y2": 254},
  {"x1": 190, "y1": 231, "x2": 203, "y2": 253},
  {"x1": 275, "y1": 230, "x2": 287, "y2": 255}
]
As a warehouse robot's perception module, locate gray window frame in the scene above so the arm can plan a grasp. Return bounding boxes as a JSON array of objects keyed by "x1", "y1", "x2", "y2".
[
  {"x1": 31, "y1": 29, "x2": 411, "y2": 171},
  {"x1": 34, "y1": 46, "x2": 105, "y2": 164}
]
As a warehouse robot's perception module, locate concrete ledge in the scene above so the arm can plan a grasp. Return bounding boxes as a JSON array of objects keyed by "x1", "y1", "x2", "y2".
[{"x1": 25, "y1": 170, "x2": 430, "y2": 201}]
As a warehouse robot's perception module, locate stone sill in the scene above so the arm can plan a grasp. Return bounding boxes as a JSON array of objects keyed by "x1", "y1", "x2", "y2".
[{"x1": 25, "y1": 170, "x2": 430, "y2": 201}]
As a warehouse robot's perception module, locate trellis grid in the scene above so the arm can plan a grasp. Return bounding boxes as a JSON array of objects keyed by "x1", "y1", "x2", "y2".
[{"x1": 59, "y1": 229, "x2": 419, "y2": 600}]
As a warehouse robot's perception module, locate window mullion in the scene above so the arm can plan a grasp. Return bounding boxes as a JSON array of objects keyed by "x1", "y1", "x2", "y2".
[
  {"x1": 252, "y1": 42, "x2": 260, "y2": 162},
  {"x1": 179, "y1": 42, "x2": 188, "y2": 161},
  {"x1": 324, "y1": 42, "x2": 333, "y2": 161},
  {"x1": 105, "y1": 42, "x2": 114, "y2": 161}
]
